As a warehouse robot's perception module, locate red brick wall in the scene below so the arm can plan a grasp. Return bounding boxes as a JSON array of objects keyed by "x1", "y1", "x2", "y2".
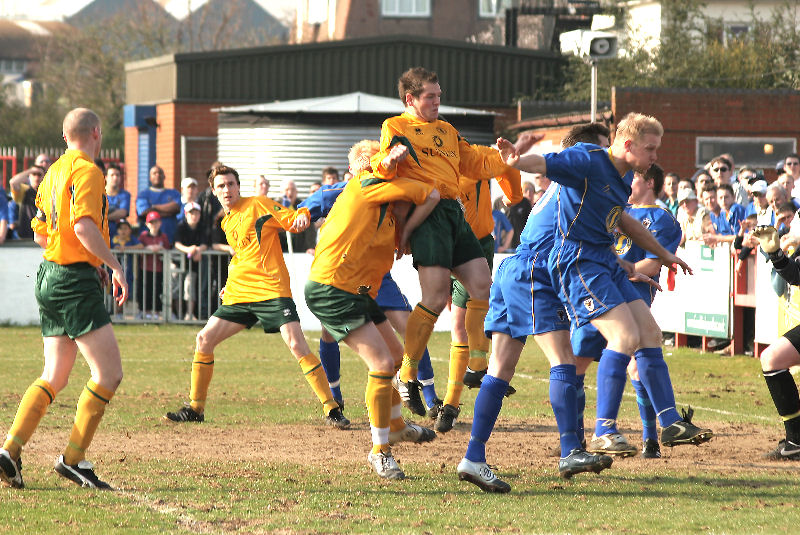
[
  {"x1": 155, "y1": 102, "x2": 219, "y2": 190},
  {"x1": 612, "y1": 88, "x2": 800, "y2": 180}
]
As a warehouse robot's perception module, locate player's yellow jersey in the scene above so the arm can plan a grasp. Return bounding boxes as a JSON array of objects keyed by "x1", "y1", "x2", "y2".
[
  {"x1": 459, "y1": 147, "x2": 522, "y2": 239},
  {"x1": 32, "y1": 149, "x2": 108, "y2": 267},
  {"x1": 371, "y1": 112, "x2": 508, "y2": 200},
  {"x1": 309, "y1": 173, "x2": 432, "y2": 298},
  {"x1": 220, "y1": 196, "x2": 309, "y2": 305}
]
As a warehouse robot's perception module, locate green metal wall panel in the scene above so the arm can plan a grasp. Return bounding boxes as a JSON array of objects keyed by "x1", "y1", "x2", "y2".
[{"x1": 129, "y1": 36, "x2": 563, "y2": 107}]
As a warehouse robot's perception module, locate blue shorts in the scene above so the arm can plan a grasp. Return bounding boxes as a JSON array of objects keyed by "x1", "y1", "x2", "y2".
[
  {"x1": 484, "y1": 252, "x2": 570, "y2": 340},
  {"x1": 570, "y1": 322, "x2": 607, "y2": 360},
  {"x1": 375, "y1": 272, "x2": 411, "y2": 312},
  {"x1": 548, "y1": 239, "x2": 641, "y2": 327}
]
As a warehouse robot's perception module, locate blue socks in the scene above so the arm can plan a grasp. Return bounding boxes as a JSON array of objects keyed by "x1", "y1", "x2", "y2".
[
  {"x1": 318, "y1": 339, "x2": 342, "y2": 401},
  {"x1": 594, "y1": 349, "x2": 629, "y2": 437},
  {"x1": 464, "y1": 374, "x2": 507, "y2": 463},
  {"x1": 631, "y1": 378, "x2": 658, "y2": 441},
  {"x1": 417, "y1": 348, "x2": 439, "y2": 408},
  {"x1": 634, "y1": 347, "x2": 680, "y2": 427},
  {"x1": 550, "y1": 364, "x2": 581, "y2": 458},
  {"x1": 575, "y1": 373, "x2": 586, "y2": 444}
]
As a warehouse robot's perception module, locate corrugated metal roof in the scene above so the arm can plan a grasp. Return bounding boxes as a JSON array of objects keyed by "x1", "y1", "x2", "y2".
[{"x1": 215, "y1": 92, "x2": 494, "y2": 116}]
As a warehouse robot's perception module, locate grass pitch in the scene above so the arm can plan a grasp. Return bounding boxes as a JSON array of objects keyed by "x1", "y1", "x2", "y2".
[{"x1": 1, "y1": 324, "x2": 799, "y2": 534}]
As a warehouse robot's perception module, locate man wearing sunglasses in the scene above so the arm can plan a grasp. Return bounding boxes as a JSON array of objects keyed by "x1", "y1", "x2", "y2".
[
  {"x1": 709, "y1": 156, "x2": 734, "y2": 188},
  {"x1": 782, "y1": 154, "x2": 800, "y2": 197}
]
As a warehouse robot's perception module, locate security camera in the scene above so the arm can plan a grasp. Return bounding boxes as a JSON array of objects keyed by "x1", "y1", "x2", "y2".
[{"x1": 559, "y1": 30, "x2": 618, "y2": 60}]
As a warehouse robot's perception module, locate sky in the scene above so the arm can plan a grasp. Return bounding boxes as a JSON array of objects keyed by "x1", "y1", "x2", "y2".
[{"x1": 0, "y1": 0, "x2": 296, "y2": 22}]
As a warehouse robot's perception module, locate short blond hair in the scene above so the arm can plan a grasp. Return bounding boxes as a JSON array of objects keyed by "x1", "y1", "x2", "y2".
[
  {"x1": 63, "y1": 108, "x2": 100, "y2": 142},
  {"x1": 615, "y1": 112, "x2": 663, "y2": 142},
  {"x1": 348, "y1": 140, "x2": 380, "y2": 172}
]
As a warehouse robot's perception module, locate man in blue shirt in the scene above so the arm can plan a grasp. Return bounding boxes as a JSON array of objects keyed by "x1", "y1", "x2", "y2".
[
  {"x1": 105, "y1": 164, "x2": 130, "y2": 240},
  {"x1": 457, "y1": 124, "x2": 620, "y2": 492},
  {"x1": 136, "y1": 165, "x2": 181, "y2": 242},
  {"x1": 571, "y1": 163, "x2": 683, "y2": 459},
  {"x1": 498, "y1": 113, "x2": 712, "y2": 453}
]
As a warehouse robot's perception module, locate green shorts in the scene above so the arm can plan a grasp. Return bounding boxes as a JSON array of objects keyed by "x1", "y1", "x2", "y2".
[
  {"x1": 304, "y1": 280, "x2": 387, "y2": 342},
  {"x1": 213, "y1": 297, "x2": 299, "y2": 333},
  {"x1": 35, "y1": 260, "x2": 111, "y2": 339},
  {"x1": 451, "y1": 234, "x2": 495, "y2": 308},
  {"x1": 410, "y1": 199, "x2": 484, "y2": 269}
]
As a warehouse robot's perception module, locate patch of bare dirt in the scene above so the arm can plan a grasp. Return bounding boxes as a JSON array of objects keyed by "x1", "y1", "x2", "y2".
[{"x1": 17, "y1": 417, "x2": 800, "y2": 477}]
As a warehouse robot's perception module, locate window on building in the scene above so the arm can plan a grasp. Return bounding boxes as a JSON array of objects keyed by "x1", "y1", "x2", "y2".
[
  {"x1": 696, "y1": 137, "x2": 796, "y2": 169},
  {"x1": 382, "y1": 0, "x2": 431, "y2": 17},
  {"x1": 479, "y1": 0, "x2": 512, "y2": 18}
]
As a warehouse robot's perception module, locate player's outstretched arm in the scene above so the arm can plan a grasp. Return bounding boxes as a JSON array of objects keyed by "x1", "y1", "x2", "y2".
[
  {"x1": 755, "y1": 224, "x2": 800, "y2": 286},
  {"x1": 618, "y1": 212, "x2": 692, "y2": 275},
  {"x1": 74, "y1": 216, "x2": 128, "y2": 305},
  {"x1": 496, "y1": 137, "x2": 547, "y2": 174}
]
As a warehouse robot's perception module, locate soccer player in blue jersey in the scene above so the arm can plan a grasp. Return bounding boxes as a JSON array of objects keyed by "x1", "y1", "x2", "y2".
[
  {"x1": 457, "y1": 124, "x2": 616, "y2": 492},
  {"x1": 572, "y1": 163, "x2": 684, "y2": 459},
  {"x1": 498, "y1": 112, "x2": 713, "y2": 454}
]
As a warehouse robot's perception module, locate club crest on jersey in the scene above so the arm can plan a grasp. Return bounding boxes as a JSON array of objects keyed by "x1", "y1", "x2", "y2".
[
  {"x1": 614, "y1": 232, "x2": 632, "y2": 255},
  {"x1": 283, "y1": 308, "x2": 291, "y2": 317},
  {"x1": 432, "y1": 135, "x2": 444, "y2": 148},
  {"x1": 414, "y1": 127, "x2": 423, "y2": 135},
  {"x1": 583, "y1": 298, "x2": 595, "y2": 312},
  {"x1": 557, "y1": 309, "x2": 567, "y2": 322},
  {"x1": 605, "y1": 205, "x2": 623, "y2": 233},
  {"x1": 642, "y1": 217, "x2": 652, "y2": 229}
]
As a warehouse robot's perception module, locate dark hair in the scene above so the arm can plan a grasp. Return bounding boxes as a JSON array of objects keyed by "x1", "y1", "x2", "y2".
[
  {"x1": 321, "y1": 166, "x2": 339, "y2": 179},
  {"x1": 117, "y1": 219, "x2": 131, "y2": 228},
  {"x1": 94, "y1": 158, "x2": 106, "y2": 174},
  {"x1": 208, "y1": 165, "x2": 240, "y2": 186},
  {"x1": 700, "y1": 184, "x2": 717, "y2": 195},
  {"x1": 785, "y1": 153, "x2": 800, "y2": 163},
  {"x1": 709, "y1": 156, "x2": 732, "y2": 169},
  {"x1": 106, "y1": 163, "x2": 121, "y2": 175},
  {"x1": 561, "y1": 123, "x2": 611, "y2": 148},
  {"x1": 398, "y1": 67, "x2": 439, "y2": 102},
  {"x1": 643, "y1": 163, "x2": 665, "y2": 195},
  {"x1": 717, "y1": 183, "x2": 734, "y2": 196},
  {"x1": 777, "y1": 201, "x2": 797, "y2": 215}
]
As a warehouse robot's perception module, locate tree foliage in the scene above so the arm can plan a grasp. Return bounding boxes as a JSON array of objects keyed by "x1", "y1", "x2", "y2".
[
  {"x1": 553, "y1": 0, "x2": 800, "y2": 103},
  {"x1": 0, "y1": 0, "x2": 288, "y2": 150}
]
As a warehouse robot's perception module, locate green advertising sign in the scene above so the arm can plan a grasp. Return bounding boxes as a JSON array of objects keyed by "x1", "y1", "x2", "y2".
[{"x1": 684, "y1": 311, "x2": 728, "y2": 337}]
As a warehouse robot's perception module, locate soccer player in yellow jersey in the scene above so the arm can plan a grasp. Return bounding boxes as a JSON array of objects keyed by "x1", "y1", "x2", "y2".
[
  {"x1": 305, "y1": 140, "x2": 440, "y2": 479},
  {"x1": 370, "y1": 67, "x2": 530, "y2": 432},
  {"x1": 165, "y1": 165, "x2": 349, "y2": 429},
  {"x1": 0, "y1": 108, "x2": 128, "y2": 490}
]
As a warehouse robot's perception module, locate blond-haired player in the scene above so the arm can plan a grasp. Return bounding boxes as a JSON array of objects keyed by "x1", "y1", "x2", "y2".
[
  {"x1": 165, "y1": 165, "x2": 348, "y2": 429},
  {"x1": 0, "y1": 108, "x2": 128, "y2": 489},
  {"x1": 497, "y1": 112, "x2": 713, "y2": 451},
  {"x1": 305, "y1": 140, "x2": 440, "y2": 479}
]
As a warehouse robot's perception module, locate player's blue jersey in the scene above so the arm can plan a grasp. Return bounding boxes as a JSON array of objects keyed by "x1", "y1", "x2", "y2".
[
  {"x1": 614, "y1": 204, "x2": 681, "y2": 305},
  {"x1": 515, "y1": 181, "x2": 558, "y2": 256},
  {"x1": 298, "y1": 182, "x2": 346, "y2": 221},
  {"x1": 544, "y1": 143, "x2": 633, "y2": 246}
]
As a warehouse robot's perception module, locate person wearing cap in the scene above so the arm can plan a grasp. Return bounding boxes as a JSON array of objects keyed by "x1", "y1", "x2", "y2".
[
  {"x1": 179, "y1": 177, "x2": 199, "y2": 223},
  {"x1": 174, "y1": 201, "x2": 209, "y2": 320},
  {"x1": 746, "y1": 179, "x2": 772, "y2": 225},
  {"x1": 677, "y1": 188, "x2": 708, "y2": 246},
  {"x1": 136, "y1": 165, "x2": 181, "y2": 243},
  {"x1": 137, "y1": 210, "x2": 171, "y2": 319}
]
